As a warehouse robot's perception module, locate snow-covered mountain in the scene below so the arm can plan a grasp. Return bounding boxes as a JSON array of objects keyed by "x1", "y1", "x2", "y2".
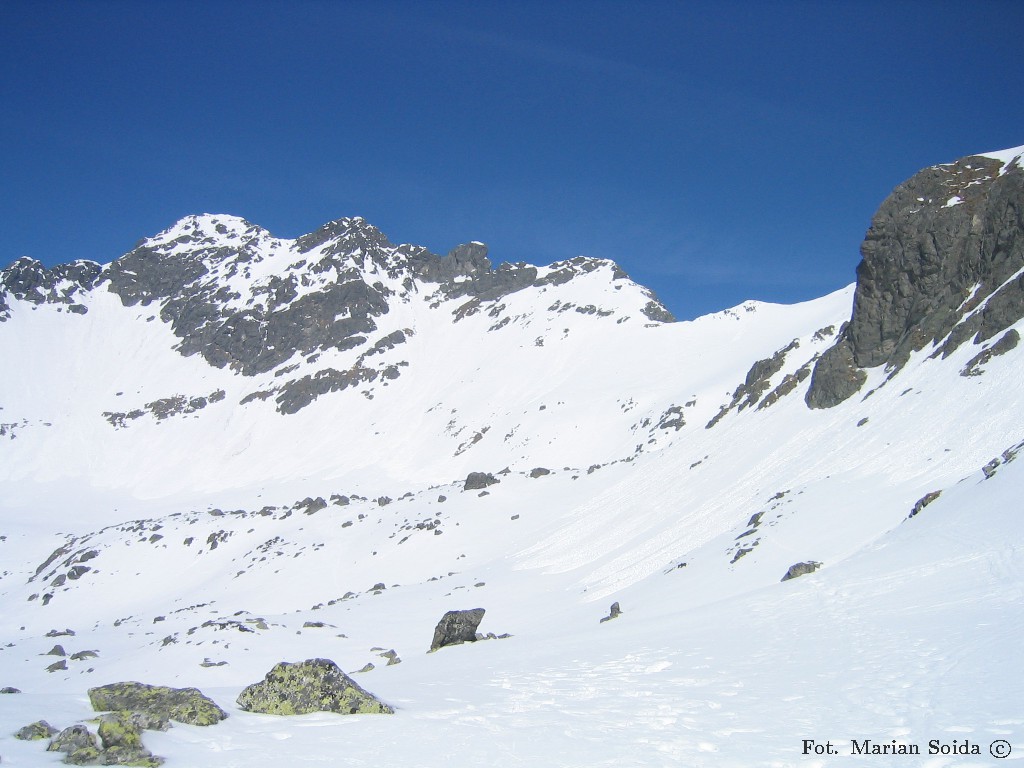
[{"x1": 1, "y1": 145, "x2": 1022, "y2": 767}]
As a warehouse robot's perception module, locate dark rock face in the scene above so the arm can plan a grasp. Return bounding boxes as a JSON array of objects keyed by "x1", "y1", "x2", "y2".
[
  {"x1": 961, "y1": 328, "x2": 1019, "y2": 376},
  {"x1": 2, "y1": 215, "x2": 674, "y2": 394},
  {"x1": 807, "y1": 151, "x2": 1024, "y2": 408},
  {"x1": 780, "y1": 561, "x2": 822, "y2": 582},
  {"x1": 430, "y1": 608, "x2": 486, "y2": 651},
  {"x1": 0, "y1": 258, "x2": 100, "y2": 320},
  {"x1": 88, "y1": 681, "x2": 227, "y2": 726},
  {"x1": 707, "y1": 340, "x2": 799, "y2": 427},
  {"x1": 236, "y1": 658, "x2": 393, "y2": 715},
  {"x1": 599, "y1": 602, "x2": 622, "y2": 623}
]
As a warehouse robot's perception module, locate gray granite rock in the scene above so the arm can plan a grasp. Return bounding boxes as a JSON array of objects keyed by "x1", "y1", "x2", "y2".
[
  {"x1": 430, "y1": 608, "x2": 486, "y2": 651},
  {"x1": 808, "y1": 152, "x2": 1024, "y2": 407}
]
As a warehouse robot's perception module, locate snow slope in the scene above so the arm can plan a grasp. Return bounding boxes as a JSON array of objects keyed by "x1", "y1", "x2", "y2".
[{"x1": 1, "y1": 197, "x2": 1022, "y2": 766}]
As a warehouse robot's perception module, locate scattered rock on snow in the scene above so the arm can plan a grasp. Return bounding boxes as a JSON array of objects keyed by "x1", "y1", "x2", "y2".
[
  {"x1": 780, "y1": 561, "x2": 822, "y2": 582},
  {"x1": 599, "y1": 602, "x2": 622, "y2": 623},
  {"x1": 463, "y1": 472, "x2": 498, "y2": 491},
  {"x1": 908, "y1": 490, "x2": 942, "y2": 519},
  {"x1": 236, "y1": 658, "x2": 393, "y2": 715},
  {"x1": 429, "y1": 608, "x2": 486, "y2": 651}
]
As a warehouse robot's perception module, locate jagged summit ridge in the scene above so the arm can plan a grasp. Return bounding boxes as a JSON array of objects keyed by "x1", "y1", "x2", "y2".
[{"x1": 0, "y1": 215, "x2": 675, "y2": 378}]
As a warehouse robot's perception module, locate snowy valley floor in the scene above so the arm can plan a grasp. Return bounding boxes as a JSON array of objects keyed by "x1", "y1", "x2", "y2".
[{"x1": 1, "y1": 455, "x2": 1020, "y2": 767}]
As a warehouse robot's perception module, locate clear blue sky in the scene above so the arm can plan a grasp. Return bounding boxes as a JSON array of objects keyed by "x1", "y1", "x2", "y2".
[{"x1": 2, "y1": 0, "x2": 1022, "y2": 319}]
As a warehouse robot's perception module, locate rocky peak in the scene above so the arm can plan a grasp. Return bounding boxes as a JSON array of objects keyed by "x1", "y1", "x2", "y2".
[
  {"x1": 0, "y1": 256, "x2": 101, "y2": 318},
  {"x1": 806, "y1": 145, "x2": 1024, "y2": 408},
  {"x1": 295, "y1": 216, "x2": 393, "y2": 255}
]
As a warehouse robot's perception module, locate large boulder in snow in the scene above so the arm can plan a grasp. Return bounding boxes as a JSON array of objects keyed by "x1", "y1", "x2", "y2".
[
  {"x1": 15, "y1": 719, "x2": 57, "y2": 740},
  {"x1": 464, "y1": 472, "x2": 499, "y2": 491},
  {"x1": 88, "y1": 681, "x2": 227, "y2": 726},
  {"x1": 46, "y1": 724, "x2": 99, "y2": 760},
  {"x1": 430, "y1": 608, "x2": 486, "y2": 651},
  {"x1": 236, "y1": 658, "x2": 393, "y2": 715},
  {"x1": 780, "y1": 561, "x2": 822, "y2": 582},
  {"x1": 95, "y1": 712, "x2": 164, "y2": 766}
]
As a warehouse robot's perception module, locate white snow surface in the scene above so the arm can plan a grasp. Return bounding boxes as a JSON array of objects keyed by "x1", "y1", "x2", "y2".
[
  {"x1": 1, "y1": 219, "x2": 1023, "y2": 766},
  {"x1": 979, "y1": 144, "x2": 1024, "y2": 173}
]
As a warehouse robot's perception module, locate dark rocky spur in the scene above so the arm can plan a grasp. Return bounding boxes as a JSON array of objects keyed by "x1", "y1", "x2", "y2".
[{"x1": 808, "y1": 150, "x2": 1024, "y2": 408}]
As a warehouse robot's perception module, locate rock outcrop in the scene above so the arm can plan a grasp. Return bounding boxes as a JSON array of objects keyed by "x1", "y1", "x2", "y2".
[
  {"x1": 88, "y1": 681, "x2": 227, "y2": 726},
  {"x1": 781, "y1": 561, "x2": 822, "y2": 582},
  {"x1": 15, "y1": 720, "x2": 57, "y2": 740},
  {"x1": 807, "y1": 147, "x2": 1024, "y2": 408},
  {"x1": 464, "y1": 472, "x2": 498, "y2": 491},
  {"x1": 236, "y1": 658, "x2": 393, "y2": 715},
  {"x1": 429, "y1": 608, "x2": 486, "y2": 651}
]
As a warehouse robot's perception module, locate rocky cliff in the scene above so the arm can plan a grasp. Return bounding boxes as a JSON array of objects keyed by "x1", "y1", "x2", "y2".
[{"x1": 806, "y1": 146, "x2": 1024, "y2": 408}]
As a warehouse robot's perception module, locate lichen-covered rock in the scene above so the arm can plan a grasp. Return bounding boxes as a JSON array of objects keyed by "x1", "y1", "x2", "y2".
[
  {"x1": 47, "y1": 724, "x2": 98, "y2": 754},
  {"x1": 781, "y1": 561, "x2": 822, "y2": 582},
  {"x1": 236, "y1": 658, "x2": 393, "y2": 715},
  {"x1": 93, "y1": 713, "x2": 165, "y2": 766},
  {"x1": 97, "y1": 714, "x2": 144, "y2": 750},
  {"x1": 15, "y1": 719, "x2": 57, "y2": 740},
  {"x1": 430, "y1": 608, "x2": 486, "y2": 651},
  {"x1": 88, "y1": 682, "x2": 227, "y2": 726},
  {"x1": 97, "y1": 744, "x2": 164, "y2": 766}
]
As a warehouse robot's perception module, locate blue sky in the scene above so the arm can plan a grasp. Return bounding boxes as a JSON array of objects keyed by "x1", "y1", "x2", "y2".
[{"x1": 2, "y1": 0, "x2": 1022, "y2": 320}]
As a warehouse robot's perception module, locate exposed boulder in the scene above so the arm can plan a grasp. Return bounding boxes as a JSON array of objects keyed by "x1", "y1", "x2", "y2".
[
  {"x1": 0, "y1": 687, "x2": 21, "y2": 694},
  {"x1": 599, "y1": 602, "x2": 622, "y2": 623},
  {"x1": 781, "y1": 561, "x2": 822, "y2": 582},
  {"x1": 88, "y1": 681, "x2": 227, "y2": 726},
  {"x1": 464, "y1": 472, "x2": 498, "y2": 491},
  {"x1": 908, "y1": 490, "x2": 942, "y2": 519},
  {"x1": 46, "y1": 725, "x2": 98, "y2": 755},
  {"x1": 92, "y1": 713, "x2": 165, "y2": 765},
  {"x1": 529, "y1": 467, "x2": 551, "y2": 478},
  {"x1": 430, "y1": 608, "x2": 486, "y2": 651},
  {"x1": 236, "y1": 658, "x2": 393, "y2": 715},
  {"x1": 15, "y1": 720, "x2": 57, "y2": 740},
  {"x1": 807, "y1": 149, "x2": 1024, "y2": 407},
  {"x1": 961, "y1": 328, "x2": 1019, "y2": 376}
]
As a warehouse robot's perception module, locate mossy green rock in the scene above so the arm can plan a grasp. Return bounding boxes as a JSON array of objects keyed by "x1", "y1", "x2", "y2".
[
  {"x1": 98, "y1": 744, "x2": 165, "y2": 766},
  {"x1": 236, "y1": 658, "x2": 394, "y2": 715},
  {"x1": 64, "y1": 745, "x2": 103, "y2": 765},
  {"x1": 47, "y1": 724, "x2": 98, "y2": 754},
  {"x1": 97, "y1": 714, "x2": 143, "y2": 750},
  {"x1": 15, "y1": 719, "x2": 58, "y2": 740},
  {"x1": 88, "y1": 682, "x2": 227, "y2": 726}
]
